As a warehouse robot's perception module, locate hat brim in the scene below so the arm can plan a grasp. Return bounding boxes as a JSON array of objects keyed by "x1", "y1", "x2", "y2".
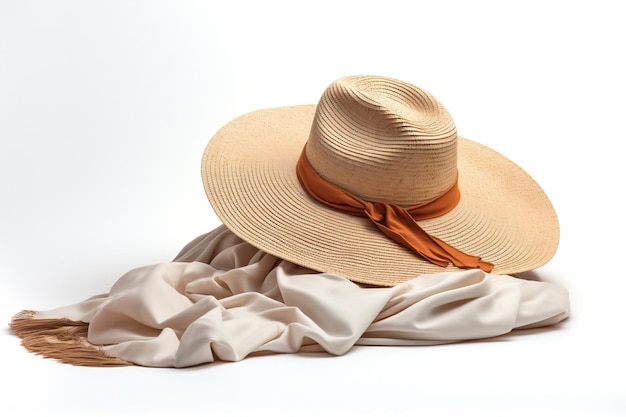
[{"x1": 202, "y1": 104, "x2": 559, "y2": 286}]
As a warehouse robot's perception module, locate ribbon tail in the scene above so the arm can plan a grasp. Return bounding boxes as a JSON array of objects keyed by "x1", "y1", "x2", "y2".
[
  {"x1": 427, "y1": 235, "x2": 495, "y2": 272},
  {"x1": 365, "y1": 203, "x2": 494, "y2": 272}
]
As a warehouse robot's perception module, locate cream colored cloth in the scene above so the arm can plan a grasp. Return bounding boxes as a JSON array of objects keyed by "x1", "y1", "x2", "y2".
[{"x1": 33, "y1": 225, "x2": 569, "y2": 367}]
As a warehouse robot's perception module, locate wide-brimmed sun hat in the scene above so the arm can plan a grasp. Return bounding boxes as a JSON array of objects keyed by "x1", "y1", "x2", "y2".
[{"x1": 201, "y1": 75, "x2": 559, "y2": 286}]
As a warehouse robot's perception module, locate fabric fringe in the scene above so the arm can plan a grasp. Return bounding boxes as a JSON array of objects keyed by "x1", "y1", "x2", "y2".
[{"x1": 10, "y1": 310, "x2": 132, "y2": 367}]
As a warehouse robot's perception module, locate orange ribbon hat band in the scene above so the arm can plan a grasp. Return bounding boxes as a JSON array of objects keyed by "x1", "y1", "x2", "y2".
[{"x1": 296, "y1": 150, "x2": 494, "y2": 273}]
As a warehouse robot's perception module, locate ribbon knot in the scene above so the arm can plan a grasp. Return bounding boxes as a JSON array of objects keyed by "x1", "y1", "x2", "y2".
[
  {"x1": 363, "y1": 202, "x2": 384, "y2": 221},
  {"x1": 296, "y1": 150, "x2": 494, "y2": 273}
]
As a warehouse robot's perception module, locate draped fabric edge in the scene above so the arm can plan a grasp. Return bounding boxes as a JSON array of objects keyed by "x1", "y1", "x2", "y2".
[{"x1": 10, "y1": 310, "x2": 132, "y2": 367}]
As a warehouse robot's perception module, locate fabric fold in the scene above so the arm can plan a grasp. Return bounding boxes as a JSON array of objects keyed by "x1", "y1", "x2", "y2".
[{"x1": 12, "y1": 225, "x2": 569, "y2": 368}]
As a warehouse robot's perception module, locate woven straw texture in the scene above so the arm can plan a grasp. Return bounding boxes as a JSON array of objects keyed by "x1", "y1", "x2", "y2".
[{"x1": 202, "y1": 76, "x2": 559, "y2": 286}]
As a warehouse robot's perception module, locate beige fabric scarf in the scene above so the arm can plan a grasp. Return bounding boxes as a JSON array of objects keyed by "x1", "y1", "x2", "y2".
[{"x1": 11, "y1": 225, "x2": 569, "y2": 368}]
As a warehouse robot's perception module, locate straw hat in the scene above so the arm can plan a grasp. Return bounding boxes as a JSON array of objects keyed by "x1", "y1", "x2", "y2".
[{"x1": 201, "y1": 75, "x2": 559, "y2": 286}]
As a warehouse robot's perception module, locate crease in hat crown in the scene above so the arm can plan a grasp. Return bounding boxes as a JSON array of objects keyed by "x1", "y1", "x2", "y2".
[{"x1": 305, "y1": 75, "x2": 459, "y2": 206}]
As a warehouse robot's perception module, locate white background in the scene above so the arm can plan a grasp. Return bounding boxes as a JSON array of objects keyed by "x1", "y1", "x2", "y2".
[{"x1": 1, "y1": 1, "x2": 624, "y2": 416}]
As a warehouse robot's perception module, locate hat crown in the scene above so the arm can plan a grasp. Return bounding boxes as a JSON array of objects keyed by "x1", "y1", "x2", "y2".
[{"x1": 305, "y1": 75, "x2": 458, "y2": 206}]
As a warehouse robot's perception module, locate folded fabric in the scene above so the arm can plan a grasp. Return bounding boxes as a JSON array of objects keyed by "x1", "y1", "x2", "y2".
[{"x1": 11, "y1": 225, "x2": 570, "y2": 368}]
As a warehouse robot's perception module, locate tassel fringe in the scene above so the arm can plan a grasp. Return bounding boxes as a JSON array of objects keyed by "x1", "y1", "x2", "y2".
[{"x1": 10, "y1": 310, "x2": 132, "y2": 367}]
